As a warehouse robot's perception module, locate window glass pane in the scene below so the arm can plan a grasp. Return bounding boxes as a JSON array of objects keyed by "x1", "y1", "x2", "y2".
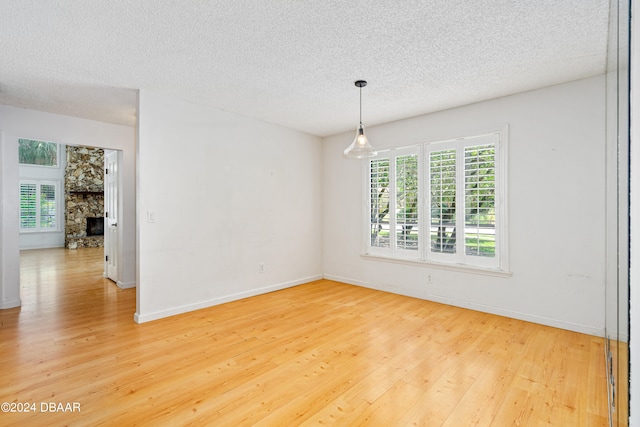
[
  {"x1": 430, "y1": 149, "x2": 457, "y2": 253},
  {"x1": 40, "y1": 184, "x2": 56, "y2": 229},
  {"x1": 396, "y1": 154, "x2": 419, "y2": 251},
  {"x1": 18, "y1": 139, "x2": 58, "y2": 166},
  {"x1": 370, "y1": 158, "x2": 390, "y2": 248},
  {"x1": 20, "y1": 183, "x2": 37, "y2": 229},
  {"x1": 464, "y1": 144, "x2": 496, "y2": 257}
]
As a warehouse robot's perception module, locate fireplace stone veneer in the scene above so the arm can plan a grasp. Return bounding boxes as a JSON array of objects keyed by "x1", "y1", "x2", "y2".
[{"x1": 64, "y1": 146, "x2": 105, "y2": 249}]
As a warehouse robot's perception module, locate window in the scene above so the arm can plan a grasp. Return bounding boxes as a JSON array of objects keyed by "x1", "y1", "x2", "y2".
[
  {"x1": 19, "y1": 180, "x2": 59, "y2": 232},
  {"x1": 366, "y1": 130, "x2": 507, "y2": 271},
  {"x1": 18, "y1": 139, "x2": 59, "y2": 167},
  {"x1": 369, "y1": 147, "x2": 420, "y2": 258}
]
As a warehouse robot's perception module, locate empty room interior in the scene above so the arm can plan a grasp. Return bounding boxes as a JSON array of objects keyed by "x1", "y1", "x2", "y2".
[{"x1": 0, "y1": 1, "x2": 638, "y2": 426}]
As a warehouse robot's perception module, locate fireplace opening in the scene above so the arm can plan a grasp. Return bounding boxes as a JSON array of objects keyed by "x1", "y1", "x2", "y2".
[{"x1": 86, "y1": 217, "x2": 104, "y2": 236}]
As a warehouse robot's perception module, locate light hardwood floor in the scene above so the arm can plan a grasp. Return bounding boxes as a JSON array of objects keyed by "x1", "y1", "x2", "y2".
[{"x1": 1, "y1": 248, "x2": 609, "y2": 426}]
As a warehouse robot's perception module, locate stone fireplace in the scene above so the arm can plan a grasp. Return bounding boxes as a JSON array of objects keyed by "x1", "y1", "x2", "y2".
[{"x1": 64, "y1": 146, "x2": 105, "y2": 249}]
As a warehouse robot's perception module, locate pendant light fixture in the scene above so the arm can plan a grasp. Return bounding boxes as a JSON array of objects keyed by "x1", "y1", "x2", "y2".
[{"x1": 344, "y1": 80, "x2": 377, "y2": 159}]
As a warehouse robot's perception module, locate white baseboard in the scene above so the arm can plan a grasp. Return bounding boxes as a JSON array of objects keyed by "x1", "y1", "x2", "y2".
[
  {"x1": 117, "y1": 280, "x2": 136, "y2": 289},
  {"x1": 323, "y1": 274, "x2": 606, "y2": 337},
  {"x1": 134, "y1": 274, "x2": 323, "y2": 324},
  {"x1": 19, "y1": 243, "x2": 65, "y2": 250},
  {"x1": 1, "y1": 298, "x2": 21, "y2": 309}
]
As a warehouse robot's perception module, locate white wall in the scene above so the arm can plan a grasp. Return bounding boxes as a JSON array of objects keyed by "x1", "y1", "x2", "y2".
[
  {"x1": 0, "y1": 105, "x2": 136, "y2": 307},
  {"x1": 323, "y1": 76, "x2": 606, "y2": 336},
  {"x1": 18, "y1": 143, "x2": 67, "y2": 249},
  {"x1": 0, "y1": 130, "x2": 20, "y2": 308},
  {"x1": 135, "y1": 91, "x2": 323, "y2": 322}
]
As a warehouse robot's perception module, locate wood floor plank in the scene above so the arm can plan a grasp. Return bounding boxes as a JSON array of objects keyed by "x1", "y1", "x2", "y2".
[{"x1": 0, "y1": 248, "x2": 609, "y2": 426}]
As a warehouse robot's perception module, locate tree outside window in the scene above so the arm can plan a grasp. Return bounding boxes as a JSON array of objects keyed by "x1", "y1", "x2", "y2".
[{"x1": 19, "y1": 139, "x2": 58, "y2": 167}]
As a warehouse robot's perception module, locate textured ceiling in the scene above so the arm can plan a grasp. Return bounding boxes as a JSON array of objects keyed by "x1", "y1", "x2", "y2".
[{"x1": 0, "y1": 1, "x2": 609, "y2": 137}]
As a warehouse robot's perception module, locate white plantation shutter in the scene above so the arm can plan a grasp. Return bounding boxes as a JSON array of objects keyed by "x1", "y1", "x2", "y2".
[
  {"x1": 363, "y1": 130, "x2": 505, "y2": 271},
  {"x1": 19, "y1": 180, "x2": 59, "y2": 232},
  {"x1": 464, "y1": 144, "x2": 496, "y2": 258},
  {"x1": 20, "y1": 183, "x2": 37, "y2": 229},
  {"x1": 370, "y1": 157, "x2": 390, "y2": 249},
  {"x1": 426, "y1": 133, "x2": 500, "y2": 268},
  {"x1": 428, "y1": 147, "x2": 457, "y2": 256},
  {"x1": 395, "y1": 153, "x2": 419, "y2": 251},
  {"x1": 367, "y1": 147, "x2": 420, "y2": 258},
  {"x1": 40, "y1": 184, "x2": 57, "y2": 229}
]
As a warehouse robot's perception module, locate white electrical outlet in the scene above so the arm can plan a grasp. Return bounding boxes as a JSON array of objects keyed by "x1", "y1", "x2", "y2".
[
  {"x1": 427, "y1": 274, "x2": 432, "y2": 283},
  {"x1": 259, "y1": 263, "x2": 265, "y2": 273}
]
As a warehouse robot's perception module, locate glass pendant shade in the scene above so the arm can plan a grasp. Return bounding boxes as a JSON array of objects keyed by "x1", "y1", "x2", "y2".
[
  {"x1": 344, "y1": 80, "x2": 377, "y2": 159},
  {"x1": 344, "y1": 124, "x2": 377, "y2": 158}
]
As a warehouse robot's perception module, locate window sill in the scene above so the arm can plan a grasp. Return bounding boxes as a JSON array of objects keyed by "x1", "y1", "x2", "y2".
[{"x1": 360, "y1": 254, "x2": 513, "y2": 278}]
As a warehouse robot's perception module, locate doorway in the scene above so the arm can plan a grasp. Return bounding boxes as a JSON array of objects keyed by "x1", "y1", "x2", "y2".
[{"x1": 17, "y1": 142, "x2": 125, "y2": 290}]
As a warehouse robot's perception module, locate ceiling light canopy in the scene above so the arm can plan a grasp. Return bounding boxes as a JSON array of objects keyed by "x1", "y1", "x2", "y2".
[{"x1": 344, "y1": 80, "x2": 377, "y2": 159}]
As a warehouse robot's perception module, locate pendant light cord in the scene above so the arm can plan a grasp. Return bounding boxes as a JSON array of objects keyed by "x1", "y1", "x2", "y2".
[{"x1": 359, "y1": 86, "x2": 363, "y2": 126}]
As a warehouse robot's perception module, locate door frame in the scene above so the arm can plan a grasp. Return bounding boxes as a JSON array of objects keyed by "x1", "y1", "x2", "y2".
[{"x1": 104, "y1": 149, "x2": 119, "y2": 283}]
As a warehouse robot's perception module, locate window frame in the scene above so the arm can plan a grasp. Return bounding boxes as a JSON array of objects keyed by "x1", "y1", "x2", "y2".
[
  {"x1": 426, "y1": 133, "x2": 503, "y2": 269},
  {"x1": 362, "y1": 127, "x2": 509, "y2": 274},
  {"x1": 19, "y1": 179, "x2": 61, "y2": 233},
  {"x1": 18, "y1": 138, "x2": 61, "y2": 168},
  {"x1": 365, "y1": 146, "x2": 422, "y2": 260}
]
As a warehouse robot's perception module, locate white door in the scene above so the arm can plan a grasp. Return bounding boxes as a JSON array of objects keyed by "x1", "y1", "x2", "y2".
[{"x1": 104, "y1": 150, "x2": 118, "y2": 282}]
